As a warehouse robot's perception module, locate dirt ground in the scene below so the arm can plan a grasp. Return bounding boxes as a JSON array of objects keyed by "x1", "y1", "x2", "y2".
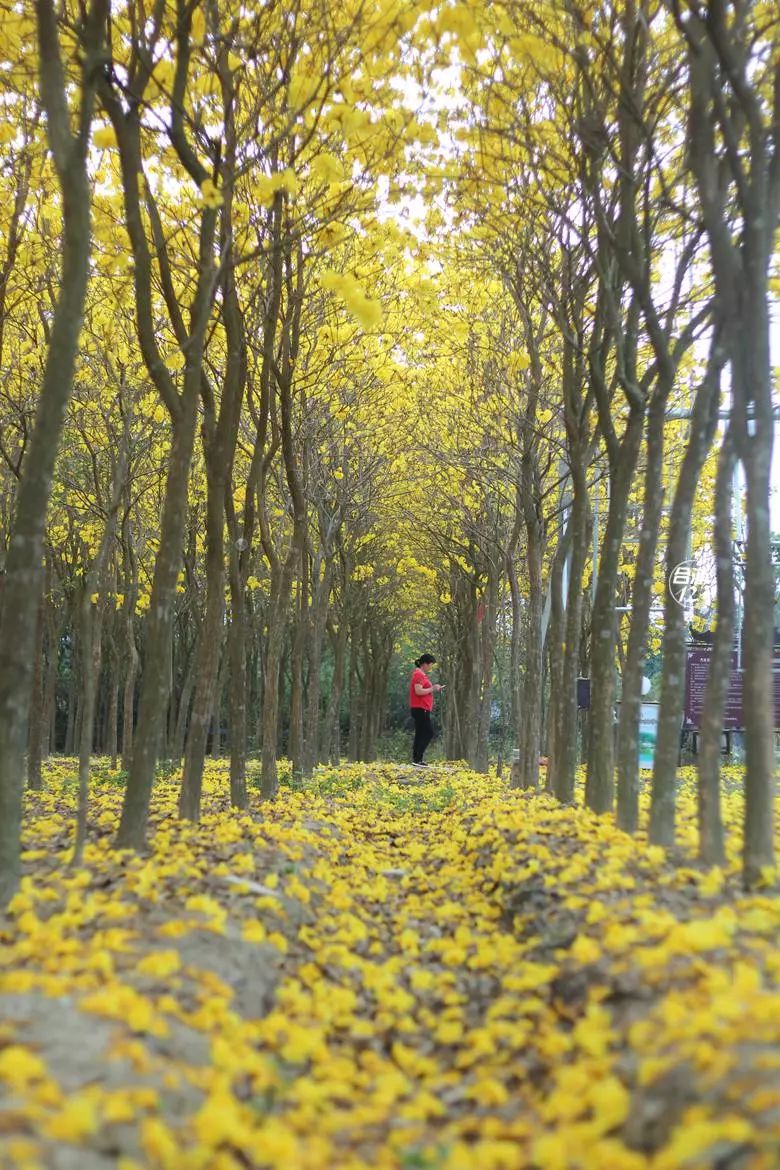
[{"x1": 0, "y1": 759, "x2": 778, "y2": 1170}]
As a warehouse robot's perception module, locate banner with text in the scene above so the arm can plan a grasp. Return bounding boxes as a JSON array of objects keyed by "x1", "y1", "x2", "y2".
[{"x1": 684, "y1": 645, "x2": 780, "y2": 730}]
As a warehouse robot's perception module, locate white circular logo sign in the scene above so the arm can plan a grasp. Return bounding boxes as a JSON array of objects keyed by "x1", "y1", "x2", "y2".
[
  {"x1": 668, "y1": 551, "x2": 717, "y2": 614},
  {"x1": 668, "y1": 559, "x2": 700, "y2": 607}
]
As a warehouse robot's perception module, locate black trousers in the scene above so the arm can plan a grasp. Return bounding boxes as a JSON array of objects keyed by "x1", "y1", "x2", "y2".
[{"x1": 410, "y1": 708, "x2": 434, "y2": 763}]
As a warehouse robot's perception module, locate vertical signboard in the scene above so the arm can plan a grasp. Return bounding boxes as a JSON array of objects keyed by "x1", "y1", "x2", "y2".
[
  {"x1": 684, "y1": 641, "x2": 780, "y2": 729},
  {"x1": 638, "y1": 702, "x2": 659, "y2": 769}
]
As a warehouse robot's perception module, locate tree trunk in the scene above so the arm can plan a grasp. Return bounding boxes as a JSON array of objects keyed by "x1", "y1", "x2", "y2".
[
  {"x1": 466, "y1": 606, "x2": 482, "y2": 768},
  {"x1": 324, "y1": 620, "x2": 347, "y2": 765},
  {"x1": 209, "y1": 641, "x2": 229, "y2": 757},
  {"x1": 475, "y1": 578, "x2": 498, "y2": 773},
  {"x1": 278, "y1": 644, "x2": 289, "y2": 753},
  {"x1": 288, "y1": 549, "x2": 306, "y2": 778},
  {"x1": 734, "y1": 291, "x2": 775, "y2": 885},
  {"x1": 261, "y1": 556, "x2": 295, "y2": 798},
  {"x1": 649, "y1": 351, "x2": 722, "y2": 846},
  {"x1": 251, "y1": 629, "x2": 264, "y2": 756},
  {"x1": 444, "y1": 613, "x2": 463, "y2": 760},
  {"x1": 179, "y1": 475, "x2": 226, "y2": 821},
  {"x1": 105, "y1": 55, "x2": 220, "y2": 845},
  {"x1": 696, "y1": 428, "x2": 735, "y2": 868},
  {"x1": 43, "y1": 605, "x2": 59, "y2": 757},
  {"x1": 181, "y1": 117, "x2": 245, "y2": 810},
  {"x1": 0, "y1": 0, "x2": 106, "y2": 902},
  {"x1": 551, "y1": 456, "x2": 589, "y2": 804},
  {"x1": 680, "y1": 0, "x2": 778, "y2": 887},
  {"x1": 360, "y1": 633, "x2": 377, "y2": 762},
  {"x1": 302, "y1": 560, "x2": 332, "y2": 775},
  {"x1": 586, "y1": 409, "x2": 643, "y2": 813},
  {"x1": 227, "y1": 563, "x2": 248, "y2": 809},
  {"x1": 454, "y1": 593, "x2": 481, "y2": 766},
  {"x1": 105, "y1": 632, "x2": 119, "y2": 769},
  {"x1": 347, "y1": 626, "x2": 361, "y2": 762},
  {"x1": 73, "y1": 690, "x2": 84, "y2": 761},
  {"x1": 115, "y1": 404, "x2": 202, "y2": 848},
  {"x1": 26, "y1": 588, "x2": 46, "y2": 791},
  {"x1": 171, "y1": 633, "x2": 197, "y2": 762},
  {"x1": 507, "y1": 552, "x2": 523, "y2": 752},
  {"x1": 74, "y1": 594, "x2": 103, "y2": 863},
  {"x1": 75, "y1": 420, "x2": 127, "y2": 862},
  {"x1": 516, "y1": 470, "x2": 545, "y2": 789},
  {"x1": 261, "y1": 602, "x2": 286, "y2": 798},
  {"x1": 578, "y1": 584, "x2": 593, "y2": 767},
  {"x1": 64, "y1": 613, "x2": 79, "y2": 754},
  {"x1": 373, "y1": 656, "x2": 390, "y2": 761},
  {"x1": 616, "y1": 399, "x2": 666, "y2": 831},
  {"x1": 121, "y1": 606, "x2": 138, "y2": 772},
  {"x1": 544, "y1": 520, "x2": 570, "y2": 775}
]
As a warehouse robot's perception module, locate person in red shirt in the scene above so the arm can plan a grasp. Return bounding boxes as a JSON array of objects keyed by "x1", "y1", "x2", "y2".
[{"x1": 409, "y1": 653, "x2": 444, "y2": 767}]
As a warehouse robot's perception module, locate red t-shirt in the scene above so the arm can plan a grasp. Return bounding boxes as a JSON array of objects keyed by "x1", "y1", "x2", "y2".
[{"x1": 409, "y1": 667, "x2": 433, "y2": 711}]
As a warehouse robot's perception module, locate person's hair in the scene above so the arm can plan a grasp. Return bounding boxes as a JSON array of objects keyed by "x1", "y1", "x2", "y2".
[{"x1": 414, "y1": 653, "x2": 436, "y2": 667}]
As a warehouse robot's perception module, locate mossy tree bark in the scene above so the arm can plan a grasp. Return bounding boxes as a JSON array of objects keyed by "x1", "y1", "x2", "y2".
[{"x1": 0, "y1": 0, "x2": 108, "y2": 905}]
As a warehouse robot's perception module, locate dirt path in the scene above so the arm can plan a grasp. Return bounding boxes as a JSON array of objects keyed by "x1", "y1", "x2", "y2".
[{"x1": 0, "y1": 760, "x2": 778, "y2": 1170}]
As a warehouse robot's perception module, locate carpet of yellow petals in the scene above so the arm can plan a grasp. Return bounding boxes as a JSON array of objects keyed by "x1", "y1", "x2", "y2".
[{"x1": 0, "y1": 759, "x2": 778, "y2": 1170}]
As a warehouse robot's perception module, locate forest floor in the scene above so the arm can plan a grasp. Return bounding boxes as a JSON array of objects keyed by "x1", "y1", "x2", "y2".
[{"x1": 0, "y1": 759, "x2": 778, "y2": 1170}]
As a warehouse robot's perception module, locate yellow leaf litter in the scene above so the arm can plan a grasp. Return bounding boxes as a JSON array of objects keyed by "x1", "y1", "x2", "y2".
[{"x1": 0, "y1": 759, "x2": 777, "y2": 1170}]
